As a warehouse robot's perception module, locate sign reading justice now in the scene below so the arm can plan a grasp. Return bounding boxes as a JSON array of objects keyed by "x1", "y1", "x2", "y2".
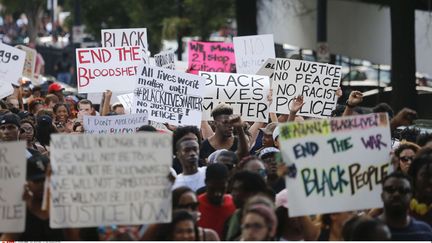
[{"x1": 76, "y1": 46, "x2": 143, "y2": 93}]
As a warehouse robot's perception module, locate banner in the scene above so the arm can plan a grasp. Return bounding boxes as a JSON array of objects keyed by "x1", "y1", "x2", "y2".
[
  {"x1": 199, "y1": 72, "x2": 270, "y2": 122},
  {"x1": 101, "y1": 28, "x2": 149, "y2": 64},
  {"x1": 0, "y1": 42, "x2": 26, "y2": 98},
  {"x1": 83, "y1": 113, "x2": 148, "y2": 134},
  {"x1": 15, "y1": 45, "x2": 36, "y2": 83},
  {"x1": 188, "y1": 41, "x2": 236, "y2": 75},
  {"x1": 279, "y1": 113, "x2": 391, "y2": 217},
  {"x1": 76, "y1": 46, "x2": 143, "y2": 93},
  {"x1": 133, "y1": 65, "x2": 204, "y2": 127},
  {"x1": 0, "y1": 142, "x2": 26, "y2": 233},
  {"x1": 154, "y1": 50, "x2": 175, "y2": 70},
  {"x1": 233, "y1": 34, "x2": 275, "y2": 74},
  {"x1": 50, "y1": 133, "x2": 172, "y2": 228},
  {"x1": 270, "y1": 58, "x2": 342, "y2": 118}
]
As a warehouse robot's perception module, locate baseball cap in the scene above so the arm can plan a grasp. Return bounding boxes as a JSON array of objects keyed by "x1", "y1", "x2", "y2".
[
  {"x1": 48, "y1": 82, "x2": 64, "y2": 93},
  {"x1": 27, "y1": 154, "x2": 49, "y2": 181},
  {"x1": 258, "y1": 147, "x2": 280, "y2": 159},
  {"x1": 0, "y1": 113, "x2": 21, "y2": 128},
  {"x1": 259, "y1": 122, "x2": 278, "y2": 135},
  {"x1": 37, "y1": 115, "x2": 53, "y2": 126}
]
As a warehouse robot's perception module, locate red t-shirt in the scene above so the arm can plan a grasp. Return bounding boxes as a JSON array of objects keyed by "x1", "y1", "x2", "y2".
[{"x1": 198, "y1": 193, "x2": 236, "y2": 238}]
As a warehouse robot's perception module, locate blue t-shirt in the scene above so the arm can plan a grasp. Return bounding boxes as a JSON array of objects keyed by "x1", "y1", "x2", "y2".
[{"x1": 390, "y1": 217, "x2": 432, "y2": 240}]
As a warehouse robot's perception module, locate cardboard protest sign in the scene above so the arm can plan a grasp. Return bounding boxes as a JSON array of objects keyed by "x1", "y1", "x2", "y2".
[
  {"x1": 199, "y1": 72, "x2": 270, "y2": 122},
  {"x1": 270, "y1": 58, "x2": 342, "y2": 118},
  {"x1": 76, "y1": 46, "x2": 143, "y2": 93},
  {"x1": 256, "y1": 58, "x2": 275, "y2": 80},
  {"x1": 15, "y1": 45, "x2": 36, "y2": 83},
  {"x1": 0, "y1": 42, "x2": 26, "y2": 98},
  {"x1": 49, "y1": 133, "x2": 172, "y2": 228},
  {"x1": 83, "y1": 113, "x2": 148, "y2": 134},
  {"x1": 0, "y1": 142, "x2": 26, "y2": 232},
  {"x1": 233, "y1": 34, "x2": 275, "y2": 74},
  {"x1": 133, "y1": 65, "x2": 204, "y2": 127},
  {"x1": 101, "y1": 28, "x2": 149, "y2": 64},
  {"x1": 117, "y1": 93, "x2": 134, "y2": 114},
  {"x1": 279, "y1": 113, "x2": 391, "y2": 217},
  {"x1": 188, "y1": 41, "x2": 236, "y2": 75},
  {"x1": 154, "y1": 50, "x2": 175, "y2": 70}
]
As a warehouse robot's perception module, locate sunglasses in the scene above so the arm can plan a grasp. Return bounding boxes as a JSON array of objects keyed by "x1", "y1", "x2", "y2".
[
  {"x1": 400, "y1": 156, "x2": 414, "y2": 163},
  {"x1": 177, "y1": 202, "x2": 199, "y2": 211},
  {"x1": 241, "y1": 223, "x2": 266, "y2": 230},
  {"x1": 383, "y1": 186, "x2": 412, "y2": 194}
]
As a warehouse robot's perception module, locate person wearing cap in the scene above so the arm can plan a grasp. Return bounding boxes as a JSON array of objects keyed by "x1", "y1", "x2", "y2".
[
  {"x1": 240, "y1": 204, "x2": 278, "y2": 241},
  {"x1": 0, "y1": 113, "x2": 22, "y2": 142},
  {"x1": 259, "y1": 147, "x2": 285, "y2": 193},
  {"x1": 47, "y1": 82, "x2": 65, "y2": 102},
  {"x1": 251, "y1": 122, "x2": 278, "y2": 156},
  {"x1": 0, "y1": 155, "x2": 68, "y2": 241}
]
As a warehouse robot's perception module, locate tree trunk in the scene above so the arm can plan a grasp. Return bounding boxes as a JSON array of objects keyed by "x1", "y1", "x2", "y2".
[
  {"x1": 390, "y1": 0, "x2": 416, "y2": 112},
  {"x1": 236, "y1": 0, "x2": 257, "y2": 36}
]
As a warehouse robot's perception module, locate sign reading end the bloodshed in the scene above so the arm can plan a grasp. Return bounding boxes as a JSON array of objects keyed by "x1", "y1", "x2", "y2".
[
  {"x1": 133, "y1": 65, "x2": 204, "y2": 127},
  {"x1": 76, "y1": 46, "x2": 143, "y2": 93},
  {"x1": 270, "y1": 58, "x2": 342, "y2": 118}
]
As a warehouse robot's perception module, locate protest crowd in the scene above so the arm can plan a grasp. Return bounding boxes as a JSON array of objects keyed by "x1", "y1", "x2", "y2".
[{"x1": 0, "y1": 26, "x2": 432, "y2": 242}]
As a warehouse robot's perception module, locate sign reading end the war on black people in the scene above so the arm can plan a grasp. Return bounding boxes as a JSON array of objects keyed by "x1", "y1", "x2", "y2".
[
  {"x1": 199, "y1": 71, "x2": 270, "y2": 122},
  {"x1": 270, "y1": 58, "x2": 342, "y2": 118},
  {"x1": 133, "y1": 64, "x2": 204, "y2": 127},
  {"x1": 49, "y1": 133, "x2": 172, "y2": 228},
  {"x1": 279, "y1": 113, "x2": 392, "y2": 217}
]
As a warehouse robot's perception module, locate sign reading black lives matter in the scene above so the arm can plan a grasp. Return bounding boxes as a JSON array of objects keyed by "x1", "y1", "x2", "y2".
[
  {"x1": 49, "y1": 133, "x2": 172, "y2": 228},
  {"x1": 199, "y1": 72, "x2": 270, "y2": 122},
  {"x1": 0, "y1": 142, "x2": 26, "y2": 232},
  {"x1": 279, "y1": 113, "x2": 391, "y2": 217},
  {"x1": 133, "y1": 64, "x2": 204, "y2": 127},
  {"x1": 270, "y1": 58, "x2": 342, "y2": 118}
]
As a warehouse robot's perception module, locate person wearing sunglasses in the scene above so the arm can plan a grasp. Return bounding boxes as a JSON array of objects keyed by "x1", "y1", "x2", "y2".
[
  {"x1": 240, "y1": 204, "x2": 277, "y2": 241},
  {"x1": 378, "y1": 171, "x2": 432, "y2": 240},
  {"x1": 394, "y1": 142, "x2": 420, "y2": 174}
]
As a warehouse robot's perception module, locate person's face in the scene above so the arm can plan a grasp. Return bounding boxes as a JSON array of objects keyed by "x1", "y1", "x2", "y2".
[
  {"x1": 231, "y1": 180, "x2": 249, "y2": 209},
  {"x1": 0, "y1": 124, "x2": 19, "y2": 141},
  {"x1": 177, "y1": 140, "x2": 199, "y2": 168},
  {"x1": 262, "y1": 153, "x2": 278, "y2": 177},
  {"x1": 9, "y1": 98, "x2": 19, "y2": 109},
  {"x1": 244, "y1": 159, "x2": 267, "y2": 180},
  {"x1": 55, "y1": 105, "x2": 69, "y2": 122},
  {"x1": 114, "y1": 106, "x2": 125, "y2": 115},
  {"x1": 414, "y1": 164, "x2": 432, "y2": 204},
  {"x1": 177, "y1": 191, "x2": 200, "y2": 221},
  {"x1": 20, "y1": 123, "x2": 34, "y2": 141},
  {"x1": 381, "y1": 177, "x2": 412, "y2": 214},
  {"x1": 214, "y1": 115, "x2": 233, "y2": 138},
  {"x1": 262, "y1": 133, "x2": 274, "y2": 148},
  {"x1": 206, "y1": 179, "x2": 227, "y2": 205},
  {"x1": 33, "y1": 90, "x2": 41, "y2": 98},
  {"x1": 78, "y1": 103, "x2": 93, "y2": 116},
  {"x1": 398, "y1": 149, "x2": 415, "y2": 173},
  {"x1": 241, "y1": 212, "x2": 270, "y2": 241},
  {"x1": 173, "y1": 219, "x2": 196, "y2": 241}
]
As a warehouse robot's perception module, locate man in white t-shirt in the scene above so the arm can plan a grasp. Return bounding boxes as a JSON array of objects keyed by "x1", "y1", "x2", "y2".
[{"x1": 172, "y1": 136, "x2": 206, "y2": 192}]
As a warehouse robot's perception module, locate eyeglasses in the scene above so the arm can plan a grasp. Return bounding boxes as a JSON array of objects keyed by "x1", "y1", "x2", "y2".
[
  {"x1": 177, "y1": 202, "x2": 199, "y2": 211},
  {"x1": 400, "y1": 156, "x2": 414, "y2": 163},
  {"x1": 383, "y1": 186, "x2": 412, "y2": 194},
  {"x1": 241, "y1": 223, "x2": 266, "y2": 230}
]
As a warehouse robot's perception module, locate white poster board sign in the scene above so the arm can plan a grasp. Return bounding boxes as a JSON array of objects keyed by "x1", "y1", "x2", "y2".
[
  {"x1": 0, "y1": 142, "x2": 26, "y2": 232},
  {"x1": 270, "y1": 58, "x2": 342, "y2": 118},
  {"x1": 133, "y1": 65, "x2": 204, "y2": 127},
  {"x1": 199, "y1": 72, "x2": 270, "y2": 122},
  {"x1": 0, "y1": 42, "x2": 26, "y2": 98},
  {"x1": 15, "y1": 45, "x2": 36, "y2": 83},
  {"x1": 234, "y1": 34, "x2": 275, "y2": 74},
  {"x1": 101, "y1": 28, "x2": 150, "y2": 64},
  {"x1": 76, "y1": 46, "x2": 143, "y2": 93},
  {"x1": 154, "y1": 50, "x2": 175, "y2": 70},
  {"x1": 256, "y1": 58, "x2": 275, "y2": 80},
  {"x1": 117, "y1": 93, "x2": 134, "y2": 114},
  {"x1": 279, "y1": 113, "x2": 391, "y2": 217},
  {"x1": 50, "y1": 133, "x2": 172, "y2": 228},
  {"x1": 83, "y1": 113, "x2": 148, "y2": 134}
]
